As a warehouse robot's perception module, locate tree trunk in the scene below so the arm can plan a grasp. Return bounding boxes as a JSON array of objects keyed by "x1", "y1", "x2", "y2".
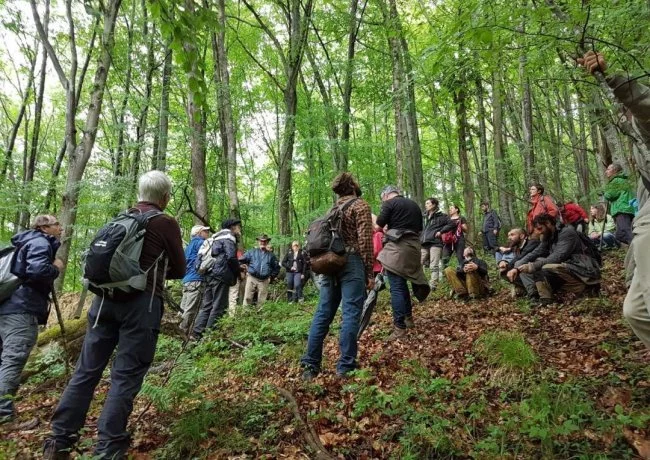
[
  {"x1": 153, "y1": 41, "x2": 172, "y2": 171},
  {"x1": 114, "y1": 15, "x2": 133, "y2": 178},
  {"x1": 454, "y1": 87, "x2": 475, "y2": 235},
  {"x1": 475, "y1": 75, "x2": 490, "y2": 203},
  {"x1": 520, "y1": 51, "x2": 535, "y2": 184},
  {"x1": 55, "y1": 0, "x2": 123, "y2": 291},
  {"x1": 492, "y1": 70, "x2": 513, "y2": 229}
]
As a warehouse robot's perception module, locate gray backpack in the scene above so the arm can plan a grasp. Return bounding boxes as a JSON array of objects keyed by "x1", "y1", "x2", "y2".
[{"x1": 0, "y1": 246, "x2": 20, "y2": 304}]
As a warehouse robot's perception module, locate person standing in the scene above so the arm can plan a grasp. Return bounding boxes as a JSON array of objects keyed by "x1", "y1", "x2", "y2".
[
  {"x1": 479, "y1": 201, "x2": 501, "y2": 255},
  {"x1": 526, "y1": 183, "x2": 558, "y2": 235},
  {"x1": 228, "y1": 246, "x2": 246, "y2": 317},
  {"x1": 578, "y1": 50, "x2": 650, "y2": 350},
  {"x1": 603, "y1": 162, "x2": 636, "y2": 245},
  {"x1": 442, "y1": 204, "x2": 469, "y2": 266},
  {"x1": 282, "y1": 241, "x2": 307, "y2": 302},
  {"x1": 0, "y1": 215, "x2": 63, "y2": 423},
  {"x1": 178, "y1": 225, "x2": 210, "y2": 334},
  {"x1": 301, "y1": 172, "x2": 373, "y2": 380},
  {"x1": 372, "y1": 215, "x2": 384, "y2": 276},
  {"x1": 192, "y1": 219, "x2": 241, "y2": 339},
  {"x1": 241, "y1": 235, "x2": 280, "y2": 306},
  {"x1": 376, "y1": 186, "x2": 431, "y2": 340},
  {"x1": 420, "y1": 198, "x2": 455, "y2": 290},
  {"x1": 44, "y1": 171, "x2": 185, "y2": 459}
]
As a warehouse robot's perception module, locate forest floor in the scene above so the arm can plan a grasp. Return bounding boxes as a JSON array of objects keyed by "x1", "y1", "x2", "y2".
[{"x1": 1, "y1": 251, "x2": 649, "y2": 459}]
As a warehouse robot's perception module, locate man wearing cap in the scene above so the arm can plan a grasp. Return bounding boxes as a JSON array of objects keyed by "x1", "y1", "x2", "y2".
[
  {"x1": 179, "y1": 224, "x2": 210, "y2": 333},
  {"x1": 376, "y1": 185, "x2": 430, "y2": 340},
  {"x1": 192, "y1": 219, "x2": 242, "y2": 338},
  {"x1": 240, "y1": 234, "x2": 280, "y2": 306}
]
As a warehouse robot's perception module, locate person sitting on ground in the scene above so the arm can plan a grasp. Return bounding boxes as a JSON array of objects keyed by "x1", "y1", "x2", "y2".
[
  {"x1": 0, "y1": 215, "x2": 63, "y2": 424},
  {"x1": 192, "y1": 219, "x2": 241, "y2": 339},
  {"x1": 376, "y1": 185, "x2": 431, "y2": 341},
  {"x1": 479, "y1": 201, "x2": 501, "y2": 255},
  {"x1": 301, "y1": 172, "x2": 373, "y2": 380},
  {"x1": 514, "y1": 213, "x2": 601, "y2": 306},
  {"x1": 444, "y1": 247, "x2": 490, "y2": 300},
  {"x1": 420, "y1": 197, "x2": 456, "y2": 290},
  {"x1": 240, "y1": 234, "x2": 280, "y2": 307},
  {"x1": 603, "y1": 162, "x2": 636, "y2": 245},
  {"x1": 526, "y1": 183, "x2": 559, "y2": 235},
  {"x1": 44, "y1": 171, "x2": 185, "y2": 459},
  {"x1": 371, "y1": 214, "x2": 384, "y2": 276},
  {"x1": 500, "y1": 228, "x2": 541, "y2": 298},
  {"x1": 588, "y1": 203, "x2": 618, "y2": 249},
  {"x1": 442, "y1": 204, "x2": 469, "y2": 266},
  {"x1": 178, "y1": 225, "x2": 210, "y2": 334},
  {"x1": 282, "y1": 241, "x2": 307, "y2": 303},
  {"x1": 557, "y1": 200, "x2": 589, "y2": 234}
]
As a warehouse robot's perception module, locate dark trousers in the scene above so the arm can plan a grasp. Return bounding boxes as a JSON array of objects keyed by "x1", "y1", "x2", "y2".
[
  {"x1": 442, "y1": 237, "x2": 465, "y2": 267},
  {"x1": 286, "y1": 272, "x2": 303, "y2": 302},
  {"x1": 193, "y1": 279, "x2": 229, "y2": 337},
  {"x1": 482, "y1": 231, "x2": 498, "y2": 253},
  {"x1": 385, "y1": 271, "x2": 412, "y2": 329},
  {"x1": 48, "y1": 291, "x2": 162, "y2": 458},
  {"x1": 615, "y1": 213, "x2": 634, "y2": 244}
]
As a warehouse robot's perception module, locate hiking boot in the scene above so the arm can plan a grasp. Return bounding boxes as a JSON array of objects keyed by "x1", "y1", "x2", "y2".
[
  {"x1": 412, "y1": 284, "x2": 431, "y2": 302},
  {"x1": 301, "y1": 367, "x2": 319, "y2": 382},
  {"x1": 387, "y1": 326, "x2": 407, "y2": 341},
  {"x1": 43, "y1": 440, "x2": 71, "y2": 460},
  {"x1": 404, "y1": 315, "x2": 415, "y2": 329}
]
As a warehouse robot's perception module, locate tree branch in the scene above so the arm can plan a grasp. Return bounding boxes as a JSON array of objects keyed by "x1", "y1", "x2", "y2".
[{"x1": 29, "y1": 0, "x2": 69, "y2": 89}]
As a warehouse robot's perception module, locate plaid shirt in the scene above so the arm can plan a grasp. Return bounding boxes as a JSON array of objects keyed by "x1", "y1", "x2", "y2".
[{"x1": 337, "y1": 195, "x2": 374, "y2": 280}]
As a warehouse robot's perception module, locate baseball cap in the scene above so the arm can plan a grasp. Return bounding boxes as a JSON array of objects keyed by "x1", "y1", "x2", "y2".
[{"x1": 190, "y1": 225, "x2": 210, "y2": 236}]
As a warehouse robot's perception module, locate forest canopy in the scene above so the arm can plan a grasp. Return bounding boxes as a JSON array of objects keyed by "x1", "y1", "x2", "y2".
[{"x1": 1, "y1": 0, "x2": 649, "y2": 291}]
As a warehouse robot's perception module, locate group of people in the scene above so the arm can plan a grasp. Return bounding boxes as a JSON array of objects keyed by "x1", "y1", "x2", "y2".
[{"x1": 0, "y1": 49, "x2": 649, "y2": 459}]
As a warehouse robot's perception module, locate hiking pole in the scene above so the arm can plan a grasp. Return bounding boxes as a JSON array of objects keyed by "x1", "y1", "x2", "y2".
[{"x1": 51, "y1": 290, "x2": 72, "y2": 376}]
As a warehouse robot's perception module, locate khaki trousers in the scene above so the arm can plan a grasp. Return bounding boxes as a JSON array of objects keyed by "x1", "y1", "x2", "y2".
[
  {"x1": 444, "y1": 267, "x2": 488, "y2": 297},
  {"x1": 228, "y1": 279, "x2": 240, "y2": 317},
  {"x1": 421, "y1": 246, "x2": 443, "y2": 284},
  {"x1": 534, "y1": 264, "x2": 587, "y2": 299},
  {"x1": 243, "y1": 275, "x2": 270, "y2": 306},
  {"x1": 623, "y1": 206, "x2": 650, "y2": 348}
]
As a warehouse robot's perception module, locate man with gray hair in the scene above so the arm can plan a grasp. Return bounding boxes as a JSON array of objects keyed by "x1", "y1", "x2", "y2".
[
  {"x1": 44, "y1": 171, "x2": 185, "y2": 459},
  {"x1": 0, "y1": 215, "x2": 63, "y2": 423}
]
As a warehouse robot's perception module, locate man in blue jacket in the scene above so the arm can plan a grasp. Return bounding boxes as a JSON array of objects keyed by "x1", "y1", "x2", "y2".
[
  {"x1": 0, "y1": 215, "x2": 63, "y2": 423},
  {"x1": 192, "y1": 219, "x2": 241, "y2": 338},
  {"x1": 179, "y1": 225, "x2": 210, "y2": 333},
  {"x1": 241, "y1": 234, "x2": 280, "y2": 306}
]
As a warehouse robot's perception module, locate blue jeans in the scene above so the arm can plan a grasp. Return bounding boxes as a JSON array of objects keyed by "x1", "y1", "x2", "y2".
[
  {"x1": 301, "y1": 254, "x2": 365, "y2": 374},
  {"x1": 47, "y1": 291, "x2": 162, "y2": 458},
  {"x1": 591, "y1": 232, "x2": 618, "y2": 249},
  {"x1": 495, "y1": 251, "x2": 515, "y2": 264},
  {"x1": 385, "y1": 271, "x2": 412, "y2": 329},
  {"x1": 286, "y1": 272, "x2": 303, "y2": 302},
  {"x1": 0, "y1": 313, "x2": 39, "y2": 418}
]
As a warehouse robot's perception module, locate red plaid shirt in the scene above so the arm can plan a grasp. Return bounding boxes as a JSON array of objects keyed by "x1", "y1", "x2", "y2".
[{"x1": 337, "y1": 195, "x2": 374, "y2": 280}]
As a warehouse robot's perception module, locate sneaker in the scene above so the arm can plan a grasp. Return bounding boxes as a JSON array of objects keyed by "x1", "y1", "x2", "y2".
[
  {"x1": 43, "y1": 440, "x2": 71, "y2": 460},
  {"x1": 404, "y1": 315, "x2": 415, "y2": 329},
  {"x1": 387, "y1": 326, "x2": 407, "y2": 341},
  {"x1": 301, "y1": 367, "x2": 319, "y2": 382}
]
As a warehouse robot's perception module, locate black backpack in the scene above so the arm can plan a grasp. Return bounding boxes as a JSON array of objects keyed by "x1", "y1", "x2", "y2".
[
  {"x1": 576, "y1": 231, "x2": 603, "y2": 267},
  {"x1": 305, "y1": 198, "x2": 358, "y2": 274}
]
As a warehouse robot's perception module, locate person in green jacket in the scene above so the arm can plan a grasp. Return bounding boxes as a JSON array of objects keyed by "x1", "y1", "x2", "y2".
[{"x1": 603, "y1": 162, "x2": 635, "y2": 244}]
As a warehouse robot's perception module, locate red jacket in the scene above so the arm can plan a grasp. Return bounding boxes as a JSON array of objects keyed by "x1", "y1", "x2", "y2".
[
  {"x1": 526, "y1": 195, "x2": 558, "y2": 233},
  {"x1": 560, "y1": 202, "x2": 588, "y2": 225}
]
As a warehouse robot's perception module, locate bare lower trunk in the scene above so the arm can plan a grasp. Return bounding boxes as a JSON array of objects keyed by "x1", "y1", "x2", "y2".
[{"x1": 153, "y1": 42, "x2": 172, "y2": 171}]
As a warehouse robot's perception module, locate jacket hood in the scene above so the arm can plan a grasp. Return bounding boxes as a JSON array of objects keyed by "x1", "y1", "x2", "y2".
[
  {"x1": 11, "y1": 229, "x2": 60, "y2": 250},
  {"x1": 214, "y1": 228, "x2": 236, "y2": 243},
  {"x1": 611, "y1": 172, "x2": 629, "y2": 181}
]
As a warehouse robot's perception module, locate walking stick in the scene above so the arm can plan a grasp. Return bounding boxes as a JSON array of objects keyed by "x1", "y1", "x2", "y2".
[{"x1": 51, "y1": 290, "x2": 72, "y2": 376}]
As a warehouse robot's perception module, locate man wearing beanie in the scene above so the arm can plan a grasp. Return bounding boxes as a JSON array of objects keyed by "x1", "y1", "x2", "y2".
[
  {"x1": 179, "y1": 224, "x2": 211, "y2": 333},
  {"x1": 192, "y1": 219, "x2": 242, "y2": 339}
]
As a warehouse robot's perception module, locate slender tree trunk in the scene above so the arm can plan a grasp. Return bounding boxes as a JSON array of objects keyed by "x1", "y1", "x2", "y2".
[
  {"x1": 520, "y1": 51, "x2": 535, "y2": 183},
  {"x1": 114, "y1": 16, "x2": 133, "y2": 177},
  {"x1": 153, "y1": 42, "x2": 172, "y2": 171},
  {"x1": 475, "y1": 75, "x2": 490, "y2": 202},
  {"x1": 55, "y1": 0, "x2": 123, "y2": 290},
  {"x1": 492, "y1": 70, "x2": 513, "y2": 229},
  {"x1": 454, "y1": 87, "x2": 475, "y2": 235}
]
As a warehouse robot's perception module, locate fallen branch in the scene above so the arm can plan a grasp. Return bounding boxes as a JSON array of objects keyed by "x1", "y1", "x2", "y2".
[{"x1": 273, "y1": 386, "x2": 336, "y2": 460}]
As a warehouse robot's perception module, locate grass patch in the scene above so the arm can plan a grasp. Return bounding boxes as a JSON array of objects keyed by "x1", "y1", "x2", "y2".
[{"x1": 475, "y1": 330, "x2": 538, "y2": 370}]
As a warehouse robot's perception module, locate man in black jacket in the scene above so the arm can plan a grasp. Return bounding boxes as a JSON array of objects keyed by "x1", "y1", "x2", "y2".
[
  {"x1": 480, "y1": 201, "x2": 501, "y2": 255},
  {"x1": 420, "y1": 197, "x2": 456, "y2": 290},
  {"x1": 514, "y1": 214, "x2": 601, "y2": 306},
  {"x1": 444, "y1": 247, "x2": 490, "y2": 299},
  {"x1": 282, "y1": 241, "x2": 307, "y2": 302},
  {"x1": 500, "y1": 228, "x2": 540, "y2": 298}
]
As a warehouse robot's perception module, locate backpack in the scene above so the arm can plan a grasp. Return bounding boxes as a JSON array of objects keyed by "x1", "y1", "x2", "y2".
[
  {"x1": 306, "y1": 198, "x2": 358, "y2": 275},
  {"x1": 195, "y1": 234, "x2": 217, "y2": 275},
  {"x1": 80, "y1": 209, "x2": 164, "y2": 326},
  {"x1": 0, "y1": 246, "x2": 20, "y2": 304},
  {"x1": 441, "y1": 219, "x2": 463, "y2": 246},
  {"x1": 576, "y1": 231, "x2": 603, "y2": 267}
]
